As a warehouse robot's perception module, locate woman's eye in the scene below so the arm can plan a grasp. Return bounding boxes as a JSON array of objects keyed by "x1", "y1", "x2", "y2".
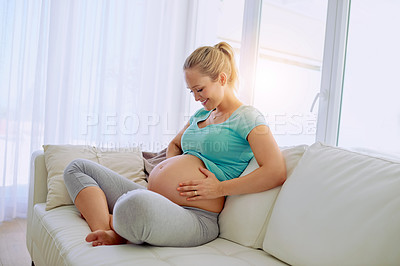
[{"x1": 189, "y1": 88, "x2": 204, "y2": 94}]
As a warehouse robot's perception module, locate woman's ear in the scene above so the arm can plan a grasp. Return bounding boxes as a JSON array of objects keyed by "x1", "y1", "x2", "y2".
[{"x1": 219, "y1": 72, "x2": 227, "y2": 86}]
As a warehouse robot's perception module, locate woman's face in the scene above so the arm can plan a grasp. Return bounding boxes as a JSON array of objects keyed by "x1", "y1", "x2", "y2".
[{"x1": 184, "y1": 68, "x2": 224, "y2": 111}]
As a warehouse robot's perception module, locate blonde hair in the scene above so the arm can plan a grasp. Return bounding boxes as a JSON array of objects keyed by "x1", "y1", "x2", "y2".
[{"x1": 183, "y1": 42, "x2": 239, "y2": 87}]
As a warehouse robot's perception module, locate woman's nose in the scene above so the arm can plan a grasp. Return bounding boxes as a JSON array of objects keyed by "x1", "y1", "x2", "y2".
[{"x1": 194, "y1": 92, "x2": 201, "y2": 101}]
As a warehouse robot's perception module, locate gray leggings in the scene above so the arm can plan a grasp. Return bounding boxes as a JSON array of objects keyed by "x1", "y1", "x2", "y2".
[{"x1": 63, "y1": 159, "x2": 219, "y2": 247}]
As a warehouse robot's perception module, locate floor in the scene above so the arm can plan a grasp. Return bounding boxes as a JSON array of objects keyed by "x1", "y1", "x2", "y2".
[{"x1": 0, "y1": 218, "x2": 31, "y2": 266}]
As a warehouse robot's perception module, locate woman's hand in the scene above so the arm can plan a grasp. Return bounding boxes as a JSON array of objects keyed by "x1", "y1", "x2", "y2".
[{"x1": 177, "y1": 167, "x2": 224, "y2": 201}]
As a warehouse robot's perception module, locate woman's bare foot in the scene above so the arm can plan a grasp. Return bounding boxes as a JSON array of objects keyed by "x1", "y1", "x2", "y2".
[{"x1": 86, "y1": 229, "x2": 127, "y2": 246}]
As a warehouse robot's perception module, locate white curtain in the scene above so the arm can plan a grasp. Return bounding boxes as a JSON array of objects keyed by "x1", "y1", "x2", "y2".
[{"x1": 0, "y1": 0, "x2": 210, "y2": 222}]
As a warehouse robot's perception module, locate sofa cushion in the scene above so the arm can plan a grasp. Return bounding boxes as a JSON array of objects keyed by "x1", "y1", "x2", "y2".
[
  {"x1": 31, "y1": 203, "x2": 287, "y2": 266},
  {"x1": 263, "y1": 142, "x2": 400, "y2": 265},
  {"x1": 43, "y1": 145, "x2": 147, "y2": 210},
  {"x1": 218, "y1": 145, "x2": 308, "y2": 249}
]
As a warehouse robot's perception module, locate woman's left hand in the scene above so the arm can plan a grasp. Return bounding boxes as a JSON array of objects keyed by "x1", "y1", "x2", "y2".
[{"x1": 177, "y1": 167, "x2": 224, "y2": 201}]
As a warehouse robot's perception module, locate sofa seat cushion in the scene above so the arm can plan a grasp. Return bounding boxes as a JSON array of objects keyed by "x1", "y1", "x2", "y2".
[
  {"x1": 31, "y1": 203, "x2": 287, "y2": 266},
  {"x1": 263, "y1": 142, "x2": 400, "y2": 266}
]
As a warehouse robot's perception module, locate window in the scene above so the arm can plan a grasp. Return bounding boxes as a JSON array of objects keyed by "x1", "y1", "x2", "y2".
[
  {"x1": 191, "y1": 0, "x2": 328, "y2": 147},
  {"x1": 254, "y1": 0, "x2": 328, "y2": 146},
  {"x1": 338, "y1": 0, "x2": 400, "y2": 155}
]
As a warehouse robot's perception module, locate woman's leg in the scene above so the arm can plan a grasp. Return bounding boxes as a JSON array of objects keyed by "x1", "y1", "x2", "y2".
[
  {"x1": 113, "y1": 189, "x2": 219, "y2": 247},
  {"x1": 74, "y1": 186, "x2": 123, "y2": 246},
  {"x1": 63, "y1": 159, "x2": 145, "y2": 245}
]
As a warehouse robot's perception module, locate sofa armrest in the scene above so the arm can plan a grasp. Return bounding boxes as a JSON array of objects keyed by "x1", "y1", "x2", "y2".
[
  {"x1": 26, "y1": 150, "x2": 48, "y2": 258},
  {"x1": 28, "y1": 150, "x2": 48, "y2": 206}
]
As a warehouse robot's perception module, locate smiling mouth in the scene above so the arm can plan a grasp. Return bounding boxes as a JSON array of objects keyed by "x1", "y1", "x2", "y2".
[{"x1": 200, "y1": 99, "x2": 208, "y2": 105}]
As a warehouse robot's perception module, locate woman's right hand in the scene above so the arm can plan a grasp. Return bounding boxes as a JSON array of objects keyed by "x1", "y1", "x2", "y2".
[
  {"x1": 177, "y1": 167, "x2": 224, "y2": 201},
  {"x1": 166, "y1": 121, "x2": 190, "y2": 158}
]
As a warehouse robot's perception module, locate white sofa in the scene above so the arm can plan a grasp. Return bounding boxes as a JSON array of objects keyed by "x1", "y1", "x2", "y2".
[{"x1": 26, "y1": 142, "x2": 400, "y2": 266}]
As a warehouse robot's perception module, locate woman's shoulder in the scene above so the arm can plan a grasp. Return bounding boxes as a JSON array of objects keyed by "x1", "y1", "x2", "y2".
[
  {"x1": 235, "y1": 105, "x2": 264, "y2": 119},
  {"x1": 230, "y1": 105, "x2": 267, "y2": 138}
]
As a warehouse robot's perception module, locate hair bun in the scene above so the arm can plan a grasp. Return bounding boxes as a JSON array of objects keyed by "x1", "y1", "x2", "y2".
[
  {"x1": 184, "y1": 42, "x2": 239, "y2": 88},
  {"x1": 214, "y1": 42, "x2": 234, "y2": 59}
]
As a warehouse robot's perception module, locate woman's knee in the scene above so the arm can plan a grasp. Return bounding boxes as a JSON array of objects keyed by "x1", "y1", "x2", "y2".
[
  {"x1": 63, "y1": 159, "x2": 98, "y2": 198},
  {"x1": 112, "y1": 190, "x2": 156, "y2": 243},
  {"x1": 113, "y1": 190, "x2": 154, "y2": 222},
  {"x1": 64, "y1": 159, "x2": 87, "y2": 177},
  {"x1": 63, "y1": 158, "x2": 99, "y2": 182}
]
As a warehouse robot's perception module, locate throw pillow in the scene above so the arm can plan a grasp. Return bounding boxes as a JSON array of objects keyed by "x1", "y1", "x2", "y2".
[{"x1": 43, "y1": 145, "x2": 147, "y2": 210}]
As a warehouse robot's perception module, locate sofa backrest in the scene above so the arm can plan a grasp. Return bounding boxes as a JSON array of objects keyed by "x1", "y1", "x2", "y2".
[
  {"x1": 218, "y1": 145, "x2": 308, "y2": 249},
  {"x1": 263, "y1": 142, "x2": 400, "y2": 265}
]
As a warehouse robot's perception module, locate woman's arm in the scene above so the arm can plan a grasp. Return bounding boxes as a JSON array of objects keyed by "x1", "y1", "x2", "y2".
[
  {"x1": 166, "y1": 122, "x2": 190, "y2": 158},
  {"x1": 178, "y1": 125, "x2": 286, "y2": 200},
  {"x1": 219, "y1": 125, "x2": 286, "y2": 196}
]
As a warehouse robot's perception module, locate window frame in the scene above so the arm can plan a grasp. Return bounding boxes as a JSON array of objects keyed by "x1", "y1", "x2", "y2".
[
  {"x1": 316, "y1": 0, "x2": 351, "y2": 145},
  {"x1": 237, "y1": 0, "x2": 262, "y2": 105}
]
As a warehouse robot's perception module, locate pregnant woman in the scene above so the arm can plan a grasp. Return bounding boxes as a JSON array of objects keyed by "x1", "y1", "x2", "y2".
[{"x1": 63, "y1": 42, "x2": 286, "y2": 247}]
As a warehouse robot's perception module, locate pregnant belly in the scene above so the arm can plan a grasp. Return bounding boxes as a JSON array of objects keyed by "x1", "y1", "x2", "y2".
[{"x1": 147, "y1": 154, "x2": 225, "y2": 213}]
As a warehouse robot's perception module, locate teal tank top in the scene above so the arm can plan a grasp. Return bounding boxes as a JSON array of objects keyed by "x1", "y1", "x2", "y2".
[{"x1": 181, "y1": 105, "x2": 267, "y2": 181}]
